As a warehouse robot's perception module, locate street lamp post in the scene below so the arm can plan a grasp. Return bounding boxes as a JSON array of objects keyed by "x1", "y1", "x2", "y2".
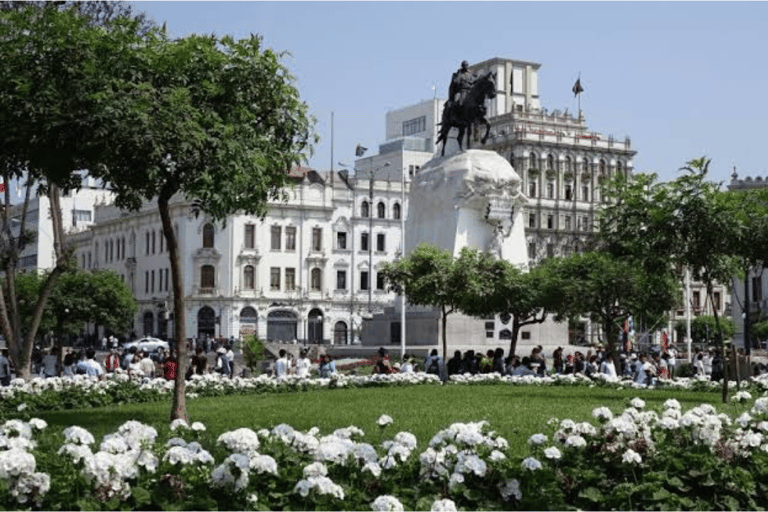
[
  {"x1": 400, "y1": 167, "x2": 407, "y2": 358},
  {"x1": 338, "y1": 160, "x2": 391, "y2": 342}
]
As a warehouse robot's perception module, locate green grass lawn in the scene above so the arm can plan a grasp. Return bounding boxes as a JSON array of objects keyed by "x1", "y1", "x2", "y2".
[{"x1": 35, "y1": 384, "x2": 750, "y2": 458}]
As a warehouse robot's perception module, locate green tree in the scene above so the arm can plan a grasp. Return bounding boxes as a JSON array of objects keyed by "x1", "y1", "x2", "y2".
[
  {"x1": 675, "y1": 315, "x2": 736, "y2": 346},
  {"x1": 90, "y1": 30, "x2": 315, "y2": 420},
  {"x1": 457, "y1": 250, "x2": 560, "y2": 357},
  {"x1": 719, "y1": 187, "x2": 768, "y2": 352},
  {"x1": 599, "y1": 157, "x2": 740, "y2": 401},
  {"x1": 548, "y1": 251, "x2": 680, "y2": 360},
  {"x1": 381, "y1": 245, "x2": 468, "y2": 359},
  {"x1": 0, "y1": 4, "x2": 150, "y2": 379}
]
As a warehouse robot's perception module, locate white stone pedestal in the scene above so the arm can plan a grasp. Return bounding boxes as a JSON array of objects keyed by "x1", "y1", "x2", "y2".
[{"x1": 405, "y1": 149, "x2": 528, "y2": 268}]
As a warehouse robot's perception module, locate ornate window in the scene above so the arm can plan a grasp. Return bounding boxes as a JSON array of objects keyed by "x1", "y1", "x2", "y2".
[
  {"x1": 201, "y1": 265, "x2": 215, "y2": 288},
  {"x1": 546, "y1": 154, "x2": 554, "y2": 170},
  {"x1": 393, "y1": 203, "x2": 401, "y2": 220},
  {"x1": 203, "y1": 223, "x2": 214, "y2": 248},
  {"x1": 564, "y1": 156, "x2": 572, "y2": 173},
  {"x1": 582, "y1": 158, "x2": 589, "y2": 172},
  {"x1": 311, "y1": 268, "x2": 322, "y2": 291},
  {"x1": 244, "y1": 224, "x2": 255, "y2": 249},
  {"x1": 361, "y1": 200, "x2": 370, "y2": 218},
  {"x1": 599, "y1": 159, "x2": 607, "y2": 176},
  {"x1": 529, "y1": 152, "x2": 537, "y2": 169},
  {"x1": 244, "y1": 265, "x2": 255, "y2": 289},
  {"x1": 377, "y1": 202, "x2": 386, "y2": 219}
]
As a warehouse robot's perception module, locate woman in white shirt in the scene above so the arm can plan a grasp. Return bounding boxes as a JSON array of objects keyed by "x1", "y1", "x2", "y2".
[{"x1": 296, "y1": 350, "x2": 311, "y2": 378}]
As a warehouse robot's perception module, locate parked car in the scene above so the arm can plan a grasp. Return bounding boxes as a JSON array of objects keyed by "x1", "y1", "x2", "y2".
[{"x1": 123, "y1": 337, "x2": 169, "y2": 354}]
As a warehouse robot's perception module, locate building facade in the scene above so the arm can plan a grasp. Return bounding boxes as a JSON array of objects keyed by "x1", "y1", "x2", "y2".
[{"x1": 67, "y1": 168, "x2": 408, "y2": 345}]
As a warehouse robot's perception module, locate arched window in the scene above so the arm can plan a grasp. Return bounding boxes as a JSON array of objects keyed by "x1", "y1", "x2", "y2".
[
  {"x1": 240, "y1": 306, "x2": 258, "y2": 336},
  {"x1": 197, "y1": 306, "x2": 216, "y2": 338},
  {"x1": 201, "y1": 265, "x2": 215, "y2": 288},
  {"x1": 377, "y1": 201, "x2": 386, "y2": 219},
  {"x1": 393, "y1": 202, "x2": 401, "y2": 220},
  {"x1": 599, "y1": 159, "x2": 607, "y2": 176},
  {"x1": 582, "y1": 158, "x2": 590, "y2": 172},
  {"x1": 616, "y1": 160, "x2": 624, "y2": 176},
  {"x1": 334, "y1": 321, "x2": 348, "y2": 345},
  {"x1": 546, "y1": 154, "x2": 554, "y2": 170},
  {"x1": 361, "y1": 201, "x2": 369, "y2": 218},
  {"x1": 267, "y1": 310, "x2": 298, "y2": 342},
  {"x1": 244, "y1": 265, "x2": 255, "y2": 289},
  {"x1": 143, "y1": 311, "x2": 154, "y2": 336},
  {"x1": 310, "y1": 268, "x2": 322, "y2": 291},
  {"x1": 528, "y1": 152, "x2": 537, "y2": 169},
  {"x1": 308, "y1": 308, "x2": 324, "y2": 344},
  {"x1": 203, "y1": 223, "x2": 214, "y2": 248},
  {"x1": 564, "y1": 156, "x2": 572, "y2": 173}
]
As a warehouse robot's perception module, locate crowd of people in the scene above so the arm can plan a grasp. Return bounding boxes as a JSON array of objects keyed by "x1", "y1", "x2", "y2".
[{"x1": 0, "y1": 339, "x2": 763, "y2": 387}]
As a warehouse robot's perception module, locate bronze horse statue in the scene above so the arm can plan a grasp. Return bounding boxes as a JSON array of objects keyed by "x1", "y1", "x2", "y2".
[{"x1": 436, "y1": 70, "x2": 497, "y2": 156}]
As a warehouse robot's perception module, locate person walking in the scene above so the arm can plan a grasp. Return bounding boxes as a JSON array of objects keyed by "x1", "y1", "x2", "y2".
[
  {"x1": 0, "y1": 349, "x2": 11, "y2": 386},
  {"x1": 274, "y1": 349, "x2": 288, "y2": 380}
]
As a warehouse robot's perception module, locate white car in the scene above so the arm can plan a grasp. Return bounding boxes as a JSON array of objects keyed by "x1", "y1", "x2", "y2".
[{"x1": 123, "y1": 337, "x2": 169, "y2": 354}]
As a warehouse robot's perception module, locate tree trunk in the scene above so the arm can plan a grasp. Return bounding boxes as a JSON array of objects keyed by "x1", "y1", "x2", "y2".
[
  {"x1": 509, "y1": 318, "x2": 521, "y2": 358},
  {"x1": 4, "y1": 183, "x2": 68, "y2": 380},
  {"x1": 707, "y1": 282, "x2": 728, "y2": 404},
  {"x1": 441, "y1": 306, "x2": 447, "y2": 360},
  {"x1": 160, "y1": 194, "x2": 188, "y2": 422}
]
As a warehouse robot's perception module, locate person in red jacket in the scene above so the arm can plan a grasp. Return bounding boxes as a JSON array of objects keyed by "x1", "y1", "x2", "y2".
[
  {"x1": 162, "y1": 352, "x2": 178, "y2": 381},
  {"x1": 105, "y1": 349, "x2": 121, "y2": 373}
]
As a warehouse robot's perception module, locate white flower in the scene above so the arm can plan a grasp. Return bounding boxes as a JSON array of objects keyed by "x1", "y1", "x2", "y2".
[
  {"x1": 63, "y1": 426, "x2": 95, "y2": 446},
  {"x1": 303, "y1": 461, "x2": 328, "y2": 478},
  {"x1": 0, "y1": 448, "x2": 36, "y2": 479},
  {"x1": 16, "y1": 403, "x2": 27, "y2": 412},
  {"x1": 544, "y1": 446, "x2": 562, "y2": 460},
  {"x1": 28, "y1": 419, "x2": 46, "y2": 431},
  {"x1": 294, "y1": 476, "x2": 345, "y2": 500},
  {"x1": 431, "y1": 498, "x2": 457, "y2": 511},
  {"x1": 191, "y1": 422, "x2": 206, "y2": 432},
  {"x1": 362, "y1": 461, "x2": 382, "y2": 477},
  {"x1": 498, "y1": 478, "x2": 522, "y2": 501},
  {"x1": 377, "y1": 415, "x2": 394, "y2": 427},
  {"x1": 622, "y1": 448, "x2": 642, "y2": 465},
  {"x1": 663, "y1": 398, "x2": 681, "y2": 410},
  {"x1": 592, "y1": 407, "x2": 613, "y2": 422},
  {"x1": 169, "y1": 419, "x2": 189, "y2": 431},
  {"x1": 58, "y1": 443, "x2": 94, "y2": 464},
  {"x1": 448, "y1": 471, "x2": 465, "y2": 490},
  {"x1": 490, "y1": 449, "x2": 506, "y2": 461},
  {"x1": 371, "y1": 495, "x2": 405, "y2": 511},
  {"x1": 217, "y1": 428, "x2": 260, "y2": 455},
  {"x1": 456, "y1": 453, "x2": 487, "y2": 477},
  {"x1": 565, "y1": 435, "x2": 587, "y2": 448},
  {"x1": 211, "y1": 453, "x2": 250, "y2": 492},
  {"x1": 630, "y1": 397, "x2": 645, "y2": 409},
  {"x1": 733, "y1": 391, "x2": 753, "y2": 403},
  {"x1": 528, "y1": 433, "x2": 547, "y2": 445},
  {"x1": 163, "y1": 446, "x2": 196, "y2": 465},
  {"x1": 521, "y1": 456, "x2": 542, "y2": 471}
]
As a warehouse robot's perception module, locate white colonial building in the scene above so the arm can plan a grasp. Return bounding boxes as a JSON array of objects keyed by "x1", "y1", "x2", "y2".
[{"x1": 67, "y1": 167, "x2": 408, "y2": 345}]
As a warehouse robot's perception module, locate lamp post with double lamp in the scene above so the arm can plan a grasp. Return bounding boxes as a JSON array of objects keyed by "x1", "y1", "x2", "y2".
[
  {"x1": 400, "y1": 166, "x2": 408, "y2": 358},
  {"x1": 338, "y1": 160, "x2": 391, "y2": 343}
]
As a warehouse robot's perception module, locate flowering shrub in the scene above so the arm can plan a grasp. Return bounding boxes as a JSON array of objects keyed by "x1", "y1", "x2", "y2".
[
  {"x1": 4, "y1": 391, "x2": 768, "y2": 510},
  {"x1": 3, "y1": 366, "x2": 764, "y2": 422}
]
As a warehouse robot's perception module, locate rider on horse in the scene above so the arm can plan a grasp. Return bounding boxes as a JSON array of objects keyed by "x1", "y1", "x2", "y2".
[{"x1": 448, "y1": 60, "x2": 476, "y2": 112}]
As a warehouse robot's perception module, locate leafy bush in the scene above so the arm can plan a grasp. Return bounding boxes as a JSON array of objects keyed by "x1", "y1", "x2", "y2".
[{"x1": 241, "y1": 334, "x2": 265, "y2": 372}]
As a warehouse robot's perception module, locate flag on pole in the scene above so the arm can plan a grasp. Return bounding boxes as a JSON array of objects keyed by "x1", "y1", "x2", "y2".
[
  {"x1": 355, "y1": 144, "x2": 367, "y2": 157},
  {"x1": 572, "y1": 77, "x2": 584, "y2": 97}
]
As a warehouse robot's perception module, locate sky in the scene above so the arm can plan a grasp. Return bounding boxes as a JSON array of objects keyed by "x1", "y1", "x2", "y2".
[{"x1": 138, "y1": 1, "x2": 768, "y2": 185}]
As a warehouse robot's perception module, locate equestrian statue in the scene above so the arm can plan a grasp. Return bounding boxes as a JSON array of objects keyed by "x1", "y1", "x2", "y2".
[{"x1": 436, "y1": 60, "x2": 498, "y2": 157}]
